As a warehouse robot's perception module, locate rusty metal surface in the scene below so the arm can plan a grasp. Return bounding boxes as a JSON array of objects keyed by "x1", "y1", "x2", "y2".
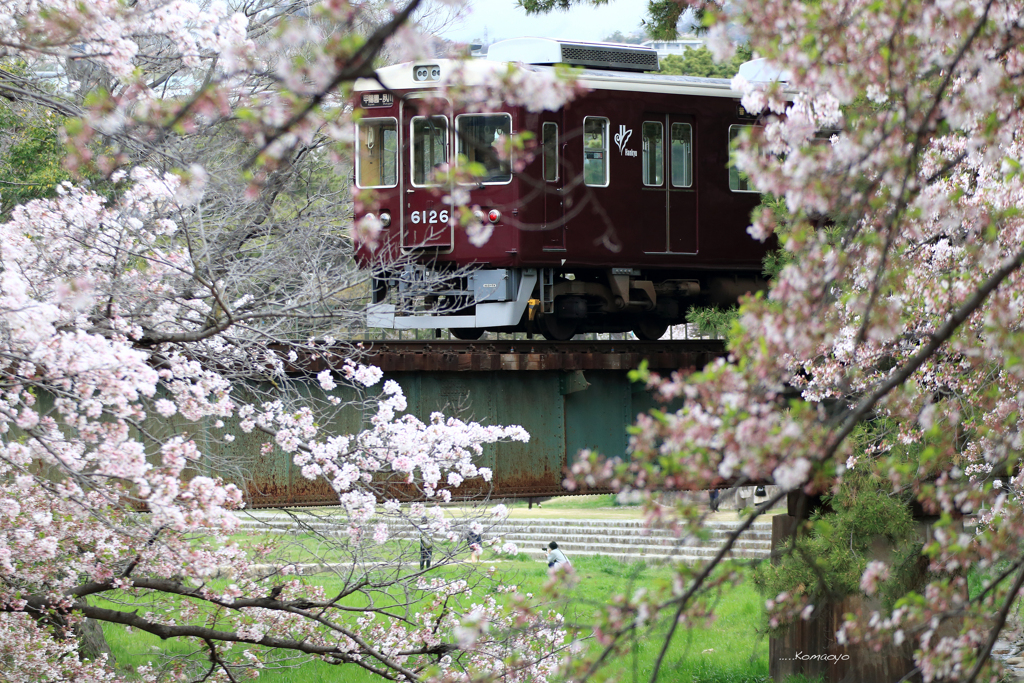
[
  {"x1": 349, "y1": 339, "x2": 726, "y2": 373},
  {"x1": 218, "y1": 368, "x2": 647, "y2": 509},
  {"x1": 195, "y1": 341, "x2": 729, "y2": 508}
]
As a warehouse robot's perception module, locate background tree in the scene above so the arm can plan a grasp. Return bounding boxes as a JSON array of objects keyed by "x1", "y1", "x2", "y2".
[
  {"x1": 521, "y1": 0, "x2": 693, "y2": 39},
  {"x1": 600, "y1": 28, "x2": 647, "y2": 44},
  {"x1": 0, "y1": 1, "x2": 586, "y2": 681},
  {"x1": 527, "y1": 0, "x2": 1024, "y2": 682},
  {"x1": 658, "y1": 45, "x2": 751, "y2": 79},
  {"x1": 18, "y1": 0, "x2": 1024, "y2": 680}
]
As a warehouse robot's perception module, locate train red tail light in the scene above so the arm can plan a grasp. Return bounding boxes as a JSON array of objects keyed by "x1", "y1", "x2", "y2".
[{"x1": 487, "y1": 209, "x2": 501, "y2": 223}]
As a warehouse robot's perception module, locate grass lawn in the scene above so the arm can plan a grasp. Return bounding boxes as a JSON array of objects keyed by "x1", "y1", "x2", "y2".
[
  {"x1": 99, "y1": 497, "x2": 796, "y2": 682},
  {"x1": 100, "y1": 555, "x2": 771, "y2": 683},
  {"x1": 563, "y1": 557, "x2": 770, "y2": 683},
  {"x1": 449, "y1": 495, "x2": 785, "y2": 521},
  {"x1": 502, "y1": 494, "x2": 648, "y2": 521}
]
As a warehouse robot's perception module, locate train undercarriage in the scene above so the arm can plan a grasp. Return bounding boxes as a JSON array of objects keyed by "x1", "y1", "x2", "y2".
[{"x1": 366, "y1": 265, "x2": 768, "y2": 341}]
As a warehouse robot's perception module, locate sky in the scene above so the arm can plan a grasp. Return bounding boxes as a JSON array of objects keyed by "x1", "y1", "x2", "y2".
[{"x1": 438, "y1": 0, "x2": 653, "y2": 45}]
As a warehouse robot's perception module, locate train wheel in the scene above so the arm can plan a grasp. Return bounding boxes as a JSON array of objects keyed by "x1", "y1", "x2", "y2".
[
  {"x1": 540, "y1": 315, "x2": 578, "y2": 341},
  {"x1": 632, "y1": 318, "x2": 668, "y2": 341},
  {"x1": 450, "y1": 328, "x2": 484, "y2": 340}
]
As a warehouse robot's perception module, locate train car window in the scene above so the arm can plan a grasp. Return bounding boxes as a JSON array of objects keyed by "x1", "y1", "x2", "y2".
[
  {"x1": 728, "y1": 124, "x2": 759, "y2": 192},
  {"x1": 355, "y1": 118, "x2": 398, "y2": 189},
  {"x1": 455, "y1": 113, "x2": 513, "y2": 184},
  {"x1": 583, "y1": 117, "x2": 609, "y2": 187},
  {"x1": 543, "y1": 122, "x2": 558, "y2": 182},
  {"x1": 411, "y1": 116, "x2": 449, "y2": 187},
  {"x1": 642, "y1": 121, "x2": 663, "y2": 186},
  {"x1": 671, "y1": 123, "x2": 692, "y2": 188}
]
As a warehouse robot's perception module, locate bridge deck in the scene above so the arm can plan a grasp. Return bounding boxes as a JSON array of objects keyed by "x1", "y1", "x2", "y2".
[
  {"x1": 351, "y1": 339, "x2": 725, "y2": 372},
  {"x1": 235, "y1": 340, "x2": 729, "y2": 507}
]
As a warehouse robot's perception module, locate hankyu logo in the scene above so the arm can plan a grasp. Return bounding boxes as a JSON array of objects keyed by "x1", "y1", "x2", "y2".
[{"x1": 614, "y1": 125, "x2": 636, "y2": 157}]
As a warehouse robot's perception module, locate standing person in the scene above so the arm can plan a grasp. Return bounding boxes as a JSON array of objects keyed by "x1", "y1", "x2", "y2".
[
  {"x1": 709, "y1": 489, "x2": 720, "y2": 512},
  {"x1": 545, "y1": 541, "x2": 569, "y2": 568},
  {"x1": 419, "y1": 519, "x2": 433, "y2": 570},
  {"x1": 467, "y1": 528, "x2": 483, "y2": 563}
]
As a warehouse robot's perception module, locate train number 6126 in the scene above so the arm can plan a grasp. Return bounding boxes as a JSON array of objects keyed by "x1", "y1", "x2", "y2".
[{"x1": 409, "y1": 210, "x2": 449, "y2": 224}]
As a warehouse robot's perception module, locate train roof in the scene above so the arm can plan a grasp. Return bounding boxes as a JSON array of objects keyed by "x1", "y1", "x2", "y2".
[
  {"x1": 486, "y1": 37, "x2": 659, "y2": 73},
  {"x1": 354, "y1": 58, "x2": 743, "y2": 99}
]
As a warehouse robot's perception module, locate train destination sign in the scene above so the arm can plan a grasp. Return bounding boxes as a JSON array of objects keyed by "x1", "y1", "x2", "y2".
[
  {"x1": 361, "y1": 93, "x2": 394, "y2": 108},
  {"x1": 737, "y1": 104, "x2": 761, "y2": 119}
]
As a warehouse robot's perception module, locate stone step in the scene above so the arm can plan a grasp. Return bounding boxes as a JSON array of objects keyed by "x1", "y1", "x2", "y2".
[
  {"x1": 233, "y1": 516, "x2": 774, "y2": 531},
  {"x1": 519, "y1": 550, "x2": 767, "y2": 565},
  {"x1": 233, "y1": 514, "x2": 774, "y2": 564},
  {"x1": 238, "y1": 513, "x2": 773, "y2": 531},
  {"x1": 530, "y1": 545, "x2": 769, "y2": 559},
  {"x1": 387, "y1": 531, "x2": 771, "y2": 551},
  {"x1": 235, "y1": 522, "x2": 772, "y2": 546},
  {"x1": 482, "y1": 527, "x2": 774, "y2": 541},
  {"x1": 241, "y1": 527, "x2": 771, "y2": 557},
  {"x1": 235, "y1": 516, "x2": 773, "y2": 531}
]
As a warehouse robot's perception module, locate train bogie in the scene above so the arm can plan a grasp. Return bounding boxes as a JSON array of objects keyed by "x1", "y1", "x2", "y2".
[{"x1": 354, "y1": 39, "x2": 774, "y2": 340}]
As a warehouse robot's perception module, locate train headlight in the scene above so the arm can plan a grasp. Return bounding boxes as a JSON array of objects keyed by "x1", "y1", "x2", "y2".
[
  {"x1": 379, "y1": 212, "x2": 391, "y2": 227},
  {"x1": 473, "y1": 209, "x2": 486, "y2": 223},
  {"x1": 487, "y1": 209, "x2": 501, "y2": 223},
  {"x1": 413, "y1": 64, "x2": 441, "y2": 82}
]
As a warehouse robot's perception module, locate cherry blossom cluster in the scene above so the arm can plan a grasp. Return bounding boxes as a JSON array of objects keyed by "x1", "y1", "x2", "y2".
[
  {"x1": 0, "y1": 0, "x2": 252, "y2": 79},
  {"x1": 0, "y1": 170, "x2": 549, "y2": 680},
  {"x1": 257, "y1": 369, "x2": 528, "y2": 505},
  {"x1": 560, "y1": 0, "x2": 1024, "y2": 678},
  {"x1": 0, "y1": 0, "x2": 594, "y2": 679}
]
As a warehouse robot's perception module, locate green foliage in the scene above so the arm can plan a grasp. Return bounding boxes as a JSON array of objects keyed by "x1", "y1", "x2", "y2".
[
  {"x1": 687, "y1": 305, "x2": 739, "y2": 337},
  {"x1": 658, "y1": 45, "x2": 753, "y2": 79},
  {"x1": 0, "y1": 63, "x2": 117, "y2": 217},
  {"x1": 754, "y1": 423, "x2": 923, "y2": 609},
  {"x1": 0, "y1": 100, "x2": 72, "y2": 215},
  {"x1": 517, "y1": 0, "x2": 605, "y2": 14},
  {"x1": 758, "y1": 193, "x2": 851, "y2": 280},
  {"x1": 519, "y1": 0, "x2": 705, "y2": 42},
  {"x1": 758, "y1": 195, "x2": 793, "y2": 278},
  {"x1": 644, "y1": 0, "x2": 689, "y2": 39}
]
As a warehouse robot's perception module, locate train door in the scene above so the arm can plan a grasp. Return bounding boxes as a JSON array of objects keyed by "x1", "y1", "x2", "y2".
[
  {"x1": 400, "y1": 95, "x2": 453, "y2": 250},
  {"x1": 639, "y1": 114, "x2": 697, "y2": 254},
  {"x1": 540, "y1": 116, "x2": 565, "y2": 250},
  {"x1": 667, "y1": 116, "x2": 697, "y2": 253}
]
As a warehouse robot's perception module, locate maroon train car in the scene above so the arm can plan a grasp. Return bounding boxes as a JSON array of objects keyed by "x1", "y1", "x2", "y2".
[{"x1": 354, "y1": 38, "x2": 772, "y2": 340}]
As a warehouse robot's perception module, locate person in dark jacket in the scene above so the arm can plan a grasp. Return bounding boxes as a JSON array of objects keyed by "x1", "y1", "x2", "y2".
[
  {"x1": 467, "y1": 529, "x2": 482, "y2": 562},
  {"x1": 419, "y1": 524, "x2": 433, "y2": 570}
]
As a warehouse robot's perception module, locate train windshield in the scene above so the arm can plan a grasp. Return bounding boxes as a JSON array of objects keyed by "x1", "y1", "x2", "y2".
[
  {"x1": 411, "y1": 116, "x2": 449, "y2": 186},
  {"x1": 456, "y1": 113, "x2": 513, "y2": 184},
  {"x1": 355, "y1": 118, "x2": 398, "y2": 188}
]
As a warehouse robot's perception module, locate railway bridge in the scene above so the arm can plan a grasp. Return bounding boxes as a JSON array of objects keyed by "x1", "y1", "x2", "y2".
[{"x1": 227, "y1": 339, "x2": 726, "y2": 508}]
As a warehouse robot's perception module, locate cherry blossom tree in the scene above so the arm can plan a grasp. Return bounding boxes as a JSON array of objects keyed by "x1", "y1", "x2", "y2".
[
  {"x1": 0, "y1": 0, "x2": 588, "y2": 681},
  {"x1": 21, "y1": 0, "x2": 1024, "y2": 678},
  {"x1": 546, "y1": 0, "x2": 1024, "y2": 681}
]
